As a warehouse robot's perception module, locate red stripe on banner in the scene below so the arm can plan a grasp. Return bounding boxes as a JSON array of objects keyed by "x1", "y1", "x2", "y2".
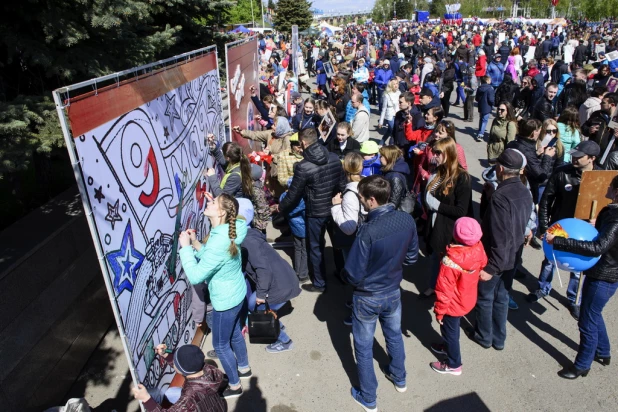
[{"x1": 67, "y1": 52, "x2": 217, "y2": 137}]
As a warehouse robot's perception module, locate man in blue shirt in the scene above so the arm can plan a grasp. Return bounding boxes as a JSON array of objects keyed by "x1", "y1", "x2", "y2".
[{"x1": 344, "y1": 175, "x2": 419, "y2": 412}]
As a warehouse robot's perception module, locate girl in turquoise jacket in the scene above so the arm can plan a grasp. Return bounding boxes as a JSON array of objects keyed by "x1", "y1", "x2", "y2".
[{"x1": 179, "y1": 193, "x2": 250, "y2": 398}]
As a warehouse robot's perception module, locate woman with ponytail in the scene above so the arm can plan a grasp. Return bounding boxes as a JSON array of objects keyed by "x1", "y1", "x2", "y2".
[
  {"x1": 206, "y1": 137, "x2": 253, "y2": 199},
  {"x1": 178, "y1": 193, "x2": 251, "y2": 399}
]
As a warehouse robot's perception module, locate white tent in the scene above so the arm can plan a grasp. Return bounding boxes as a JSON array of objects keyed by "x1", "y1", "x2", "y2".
[{"x1": 319, "y1": 21, "x2": 343, "y2": 32}]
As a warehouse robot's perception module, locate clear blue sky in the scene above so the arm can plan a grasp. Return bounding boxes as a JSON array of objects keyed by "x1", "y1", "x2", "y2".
[{"x1": 309, "y1": 0, "x2": 375, "y2": 14}]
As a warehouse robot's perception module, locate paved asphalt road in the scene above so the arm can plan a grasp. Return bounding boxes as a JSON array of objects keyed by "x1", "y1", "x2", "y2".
[{"x1": 71, "y1": 78, "x2": 618, "y2": 412}]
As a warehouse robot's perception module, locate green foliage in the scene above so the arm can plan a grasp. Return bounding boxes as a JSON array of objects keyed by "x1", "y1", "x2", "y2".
[
  {"x1": 268, "y1": 0, "x2": 276, "y2": 10},
  {"x1": 0, "y1": 0, "x2": 233, "y2": 223},
  {"x1": 228, "y1": 0, "x2": 263, "y2": 25},
  {"x1": 273, "y1": 0, "x2": 313, "y2": 33},
  {"x1": 372, "y1": 0, "x2": 427, "y2": 22}
]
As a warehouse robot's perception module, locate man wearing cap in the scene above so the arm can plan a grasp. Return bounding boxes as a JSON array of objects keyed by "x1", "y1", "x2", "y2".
[
  {"x1": 528, "y1": 141, "x2": 602, "y2": 320},
  {"x1": 132, "y1": 344, "x2": 227, "y2": 411},
  {"x1": 472, "y1": 149, "x2": 532, "y2": 350},
  {"x1": 486, "y1": 54, "x2": 504, "y2": 89}
]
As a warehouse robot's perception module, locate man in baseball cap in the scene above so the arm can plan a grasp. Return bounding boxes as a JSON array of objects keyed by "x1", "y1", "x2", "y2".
[
  {"x1": 569, "y1": 140, "x2": 601, "y2": 158},
  {"x1": 472, "y1": 148, "x2": 533, "y2": 351}
]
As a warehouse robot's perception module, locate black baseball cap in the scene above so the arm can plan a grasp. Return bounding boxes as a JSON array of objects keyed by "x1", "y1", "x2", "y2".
[
  {"x1": 419, "y1": 88, "x2": 434, "y2": 98},
  {"x1": 569, "y1": 141, "x2": 600, "y2": 158}
]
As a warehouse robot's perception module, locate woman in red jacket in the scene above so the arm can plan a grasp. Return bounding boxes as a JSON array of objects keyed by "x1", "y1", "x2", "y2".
[
  {"x1": 430, "y1": 217, "x2": 487, "y2": 376},
  {"x1": 475, "y1": 49, "x2": 487, "y2": 79}
]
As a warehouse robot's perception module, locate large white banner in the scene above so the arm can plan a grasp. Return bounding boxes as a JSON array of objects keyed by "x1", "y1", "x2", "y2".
[{"x1": 54, "y1": 48, "x2": 224, "y2": 401}]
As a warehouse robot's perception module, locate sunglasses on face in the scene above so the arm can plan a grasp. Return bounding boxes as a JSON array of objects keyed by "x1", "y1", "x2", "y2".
[
  {"x1": 433, "y1": 150, "x2": 443, "y2": 155},
  {"x1": 546, "y1": 129, "x2": 558, "y2": 134},
  {"x1": 498, "y1": 108, "x2": 506, "y2": 113},
  {"x1": 522, "y1": 82, "x2": 529, "y2": 85}
]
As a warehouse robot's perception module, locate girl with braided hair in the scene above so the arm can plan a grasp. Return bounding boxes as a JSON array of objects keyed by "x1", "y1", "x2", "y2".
[{"x1": 178, "y1": 193, "x2": 251, "y2": 399}]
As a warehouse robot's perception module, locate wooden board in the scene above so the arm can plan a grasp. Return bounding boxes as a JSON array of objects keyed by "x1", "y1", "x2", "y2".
[{"x1": 575, "y1": 170, "x2": 618, "y2": 219}]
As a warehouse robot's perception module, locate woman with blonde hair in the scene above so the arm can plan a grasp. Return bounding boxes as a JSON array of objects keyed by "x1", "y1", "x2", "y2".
[
  {"x1": 178, "y1": 193, "x2": 250, "y2": 398},
  {"x1": 380, "y1": 145, "x2": 411, "y2": 211},
  {"x1": 511, "y1": 47, "x2": 523, "y2": 78},
  {"x1": 379, "y1": 78, "x2": 402, "y2": 145},
  {"x1": 331, "y1": 151, "x2": 367, "y2": 261},
  {"x1": 420, "y1": 137, "x2": 472, "y2": 299}
]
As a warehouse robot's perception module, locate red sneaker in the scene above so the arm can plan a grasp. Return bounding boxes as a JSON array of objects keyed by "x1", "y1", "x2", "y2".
[{"x1": 430, "y1": 360, "x2": 462, "y2": 376}]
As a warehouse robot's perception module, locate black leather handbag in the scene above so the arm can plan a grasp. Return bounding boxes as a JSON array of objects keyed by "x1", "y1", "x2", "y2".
[{"x1": 248, "y1": 301, "x2": 280, "y2": 344}]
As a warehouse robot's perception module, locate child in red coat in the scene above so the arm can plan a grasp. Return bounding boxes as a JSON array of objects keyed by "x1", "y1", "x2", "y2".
[{"x1": 430, "y1": 217, "x2": 488, "y2": 375}]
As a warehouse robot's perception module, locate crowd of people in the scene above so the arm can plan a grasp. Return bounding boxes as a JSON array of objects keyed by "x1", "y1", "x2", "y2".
[{"x1": 131, "y1": 17, "x2": 618, "y2": 412}]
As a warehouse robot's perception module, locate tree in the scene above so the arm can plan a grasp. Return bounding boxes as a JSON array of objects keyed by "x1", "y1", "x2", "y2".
[
  {"x1": 0, "y1": 0, "x2": 234, "y2": 227},
  {"x1": 228, "y1": 0, "x2": 263, "y2": 25},
  {"x1": 268, "y1": 0, "x2": 276, "y2": 10},
  {"x1": 273, "y1": 0, "x2": 312, "y2": 33}
]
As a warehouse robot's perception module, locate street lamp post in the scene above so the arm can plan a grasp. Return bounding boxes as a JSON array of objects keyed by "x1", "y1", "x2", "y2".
[
  {"x1": 250, "y1": 0, "x2": 255, "y2": 27},
  {"x1": 261, "y1": 0, "x2": 265, "y2": 27}
]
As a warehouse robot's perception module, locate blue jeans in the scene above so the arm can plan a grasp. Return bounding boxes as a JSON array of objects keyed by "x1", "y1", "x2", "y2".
[
  {"x1": 352, "y1": 289, "x2": 406, "y2": 405},
  {"x1": 441, "y1": 315, "x2": 462, "y2": 368},
  {"x1": 306, "y1": 216, "x2": 330, "y2": 289},
  {"x1": 574, "y1": 278, "x2": 618, "y2": 370},
  {"x1": 537, "y1": 258, "x2": 580, "y2": 305},
  {"x1": 454, "y1": 84, "x2": 466, "y2": 105},
  {"x1": 377, "y1": 87, "x2": 385, "y2": 112},
  {"x1": 212, "y1": 299, "x2": 250, "y2": 386},
  {"x1": 247, "y1": 290, "x2": 291, "y2": 343},
  {"x1": 474, "y1": 273, "x2": 508, "y2": 348},
  {"x1": 382, "y1": 118, "x2": 395, "y2": 144},
  {"x1": 478, "y1": 113, "x2": 490, "y2": 137}
]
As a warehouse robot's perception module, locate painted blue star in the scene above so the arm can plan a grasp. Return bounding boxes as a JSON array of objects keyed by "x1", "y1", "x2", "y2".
[
  {"x1": 164, "y1": 93, "x2": 181, "y2": 132},
  {"x1": 106, "y1": 220, "x2": 144, "y2": 295}
]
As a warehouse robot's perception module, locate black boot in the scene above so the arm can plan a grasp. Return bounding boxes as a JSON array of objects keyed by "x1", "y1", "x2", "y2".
[
  {"x1": 558, "y1": 366, "x2": 590, "y2": 379},
  {"x1": 595, "y1": 355, "x2": 611, "y2": 366}
]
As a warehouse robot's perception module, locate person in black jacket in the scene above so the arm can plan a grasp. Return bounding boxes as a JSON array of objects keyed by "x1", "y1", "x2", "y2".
[
  {"x1": 506, "y1": 119, "x2": 556, "y2": 204},
  {"x1": 421, "y1": 137, "x2": 472, "y2": 298},
  {"x1": 379, "y1": 145, "x2": 411, "y2": 210},
  {"x1": 472, "y1": 149, "x2": 533, "y2": 350},
  {"x1": 279, "y1": 128, "x2": 346, "y2": 293},
  {"x1": 528, "y1": 141, "x2": 601, "y2": 320},
  {"x1": 547, "y1": 174, "x2": 618, "y2": 379},
  {"x1": 532, "y1": 82, "x2": 558, "y2": 122},
  {"x1": 573, "y1": 40, "x2": 588, "y2": 67},
  {"x1": 241, "y1": 200, "x2": 302, "y2": 353},
  {"x1": 581, "y1": 93, "x2": 618, "y2": 155},
  {"x1": 328, "y1": 122, "x2": 361, "y2": 159},
  {"x1": 494, "y1": 73, "x2": 520, "y2": 108},
  {"x1": 556, "y1": 70, "x2": 589, "y2": 116}
]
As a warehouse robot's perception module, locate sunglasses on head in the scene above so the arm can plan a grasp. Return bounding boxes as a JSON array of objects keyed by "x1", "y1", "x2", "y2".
[{"x1": 546, "y1": 128, "x2": 558, "y2": 134}]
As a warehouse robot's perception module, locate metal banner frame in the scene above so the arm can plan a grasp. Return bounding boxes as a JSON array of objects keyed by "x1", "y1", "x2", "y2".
[
  {"x1": 224, "y1": 35, "x2": 260, "y2": 146},
  {"x1": 51, "y1": 44, "x2": 222, "y2": 406}
]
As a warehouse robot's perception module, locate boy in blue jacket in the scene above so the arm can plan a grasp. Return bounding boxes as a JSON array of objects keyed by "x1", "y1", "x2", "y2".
[{"x1": 280, "y1": 177, "x2": 308, "y2": 283}]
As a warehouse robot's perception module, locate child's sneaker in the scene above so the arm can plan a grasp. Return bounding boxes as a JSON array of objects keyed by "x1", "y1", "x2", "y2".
[
  {"x1": 430, "y1": 343, "x2": 447, "y2": 355},
  {"x1": 430, "y1": 360, "x2": 462, "y2": 376}
]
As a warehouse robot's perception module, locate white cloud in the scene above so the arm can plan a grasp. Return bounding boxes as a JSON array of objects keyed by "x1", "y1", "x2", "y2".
[{"x1": 310, "y1": 0, "x2": 375, "y2": 14}]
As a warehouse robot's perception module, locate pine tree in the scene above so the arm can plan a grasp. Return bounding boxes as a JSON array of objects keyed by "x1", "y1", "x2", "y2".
[
  {"x1": 273, "y1": 0, "x2": 312, "y2": 34},
  {"x1": 268, "y1": 0, "x2": 276, "y2": 11}
]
